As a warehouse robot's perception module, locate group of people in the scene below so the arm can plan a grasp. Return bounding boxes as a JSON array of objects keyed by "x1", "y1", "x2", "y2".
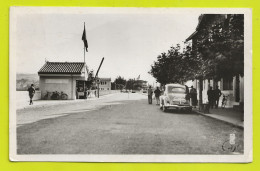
[
  {"x1": 207, "y1": 86, "x2": 222, "y2": 109},
  {"x1": 147, "y1": 85, "x2": 198, "y2": 107},
  {"x1": 185, "y1": 85, "x2": 198, "y2": 108},
  {"x1": 147, "y1": 86, "x2": 161, "y2": 105},
  {"x1": 147, "y1": 84, "x2": 223, "y2": 109}
]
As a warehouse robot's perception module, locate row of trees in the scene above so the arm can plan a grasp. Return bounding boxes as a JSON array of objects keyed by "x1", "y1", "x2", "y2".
[
  {"x1": 112, "y1": 76, "x2": 144, "y2": 90},
  {"x1": 149, "y1": 14, "x2": 244, "y2": 86},
  {"x1": 85, "y1": 70, "x2": 143, "y2": 91}
]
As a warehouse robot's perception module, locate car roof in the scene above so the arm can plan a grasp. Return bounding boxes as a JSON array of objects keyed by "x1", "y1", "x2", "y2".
[{"x1": 165, "y1": 83, "x2": 185, "y2": 88}]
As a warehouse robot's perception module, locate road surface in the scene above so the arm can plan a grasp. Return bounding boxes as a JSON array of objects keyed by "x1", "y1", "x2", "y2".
[{"x1": 17, "y1": 92, "x2": 244, "y2": 154}]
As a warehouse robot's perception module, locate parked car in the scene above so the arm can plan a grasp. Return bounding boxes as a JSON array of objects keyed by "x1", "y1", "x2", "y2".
[{"x1": 159, "y1": 84, "x2": 192, "y2": 113}]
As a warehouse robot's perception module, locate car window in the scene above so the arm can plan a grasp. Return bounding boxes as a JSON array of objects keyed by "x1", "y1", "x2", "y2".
[{"x1": 167, "y1": 87, "x2": 185, "y2": 94}]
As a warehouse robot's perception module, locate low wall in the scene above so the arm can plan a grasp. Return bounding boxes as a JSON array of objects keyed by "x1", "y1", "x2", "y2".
[
  {"x1": 85, "y1": 90, "x2": 121, "y2": 98},
  {"x1": 16, "y1": 91, "x2": 41, "y2": 102},
  {"x1": 99, "y1": 90, "x2": 120, "y2": 96}
]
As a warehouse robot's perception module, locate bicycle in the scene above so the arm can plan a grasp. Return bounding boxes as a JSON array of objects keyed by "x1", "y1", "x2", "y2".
[
  {"x1": 60, "y1": 91, "x2": 68, "y2": 100},
  {"x1": 43, "y1": 91, "x2": 52, "y2": 100}
]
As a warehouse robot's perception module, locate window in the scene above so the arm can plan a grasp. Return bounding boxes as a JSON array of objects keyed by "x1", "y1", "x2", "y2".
[
  {"x1": 223, "y1": 78, "x2": 233, "y2": 90},
  {"x1": 167, "y1": 86, "x2": 185, "y2": 94}
]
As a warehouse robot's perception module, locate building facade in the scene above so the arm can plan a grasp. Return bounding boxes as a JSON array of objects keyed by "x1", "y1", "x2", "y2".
[
  {"x1": 186, "y1": 14, "x2": 244, "y2": 108},
  {"x1": 98, "y1": 78, "x2": 111, "y2": 91},
  {"x1": 38, "y1": 62, "x2": 88, "y2": 100}
]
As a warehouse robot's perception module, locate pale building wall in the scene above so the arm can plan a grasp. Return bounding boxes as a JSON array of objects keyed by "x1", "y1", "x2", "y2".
[
  {"x1": 39, "y1": 76, "x2": 84, "y2": 100},
  {"x1": 99, "y1": 79, "x2": 112, "y2": 90},
  {"x1": 40, "y1": 76, "x2": 72, "y2": 99}
]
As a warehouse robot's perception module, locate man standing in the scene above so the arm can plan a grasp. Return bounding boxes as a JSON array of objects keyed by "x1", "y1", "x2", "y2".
[
  {"x1": 190, "y1": 86, "x2": 197, "y2": 108},
  {"x1": 207, "y1": 86, "x2": 214, "y2": 109},
  {"x1": 154, "y1": 87, "x2": 161, "y2": 105},
  {"x1": 214, "y1": 86, "x2": 222, "y2": 108},
  {"x1": 147, "y1": 86, "x2": 153, "y2": 104},
  {"x1": 27, "y1": 84, "x2": 35, "y2": 105}
]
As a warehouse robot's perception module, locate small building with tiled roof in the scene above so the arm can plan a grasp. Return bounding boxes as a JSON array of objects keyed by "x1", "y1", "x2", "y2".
[{"x1": 38, "y1": 61, "x2": 88, "y2": 100}]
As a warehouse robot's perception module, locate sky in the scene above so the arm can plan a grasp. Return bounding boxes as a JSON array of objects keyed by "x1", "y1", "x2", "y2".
[{"x1": 14, "y1": 8, "x2": 201, "y2": 85}]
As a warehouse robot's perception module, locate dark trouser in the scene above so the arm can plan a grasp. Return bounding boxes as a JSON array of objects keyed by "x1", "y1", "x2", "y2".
[
  {"x1": 155, "y1": 96, "x2": 160, "y2": 104},
  {"x1": 208, "y1": 99, "x2": 214, "y2": 109},
  {"x1": 29, "y1": 94, "x2": 34, "y2": 104},
  {"x1": 148, "y1": 95, "x2": 152, "y2": 104}
]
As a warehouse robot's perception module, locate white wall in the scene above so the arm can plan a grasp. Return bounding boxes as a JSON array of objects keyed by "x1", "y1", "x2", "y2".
[
  {"x1": 99, "y1": 90, "x2": 120, "y2": 96},
  {"x1": 39, "y1": 76, "x2": 84, "y2": 100},
  {"x1": 16, "y1": 91, "x2": 41, "y2": 103}
]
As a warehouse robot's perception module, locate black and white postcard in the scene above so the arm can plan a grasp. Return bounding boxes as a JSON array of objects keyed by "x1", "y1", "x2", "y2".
[{"x1": 9, "y1": 7, "x2": 252, "y2": 162}]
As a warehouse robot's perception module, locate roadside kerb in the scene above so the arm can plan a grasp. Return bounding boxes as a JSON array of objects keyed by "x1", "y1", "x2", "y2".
[
  {"x1": 194, "y1": 110, "x2": 244, "y2": 129},
  {"x1": 16, "y1": 92, "x2": 122, "y2": 110}
]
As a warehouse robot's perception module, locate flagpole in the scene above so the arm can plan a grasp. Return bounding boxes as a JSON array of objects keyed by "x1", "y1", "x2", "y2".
[{"x1": 84, "y1": 22, "x2": 85, "y2": 64}]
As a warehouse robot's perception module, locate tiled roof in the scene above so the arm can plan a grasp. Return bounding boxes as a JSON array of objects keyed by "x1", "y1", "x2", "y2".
[
  {"x1": 38, "y1": 62, "x2": 85, "y2": 74},
  {"x1": 99, "y1": 78, "x2": 111, "y2": 81}
]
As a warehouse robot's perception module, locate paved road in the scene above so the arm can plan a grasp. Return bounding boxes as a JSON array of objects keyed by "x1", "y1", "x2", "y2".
[{"x1": 17, "y1": 93, "x2": 244, "y2": 154}]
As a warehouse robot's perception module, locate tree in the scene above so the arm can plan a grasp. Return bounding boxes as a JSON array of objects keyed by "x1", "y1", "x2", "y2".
[
  {"x1": 190, "y1": 14, "x2": 244, "y2": 106},
  {"x1": 114, "y1": 76, "x2": 126, "y2": 90},
  {"x1": 149, "y1": 43, "x2": 199, "y2": 85},
  {"x1": 126, "y1": 79, "x2": 135, "y2": 90},
  {"x1": 194, "y1": 14, "x2": 244, "y2": 80},
  {"x1": 86, "y1": 70, "x2": 95, "y2": 90}
]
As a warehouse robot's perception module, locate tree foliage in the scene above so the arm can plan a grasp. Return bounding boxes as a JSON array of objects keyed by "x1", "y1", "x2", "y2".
[
  {"x1": 149, "y1": 44, "x2": 200, "y2": 85},
  {"x1": 114, "y1": 76, "x2": 126, "y2": 90},
  {"x1": 126, "y1": 79, "x2": 135, "y2": 90},
  {"x1": 149, "y1": 14, "x2": 244, "y2": 85},
  {"x1": 195, "y1": 14, "x2": 244, "y2": 80}
]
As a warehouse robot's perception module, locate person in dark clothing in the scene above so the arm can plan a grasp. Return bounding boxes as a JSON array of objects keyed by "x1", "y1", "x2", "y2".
[
  {"x1": 185, "y1": 85, "x2": 190, "y2": 104},
  {"x1": 207, "y1": 86, "x2": 214, "y2": 109},
  {"x1": 147, "y1": 86, "x2": 153, "y2": 104},
  {"x1": 214, "y1": 86, "x2": 222, "y2": 108},
  {"x1": 190, "y1": 86, "x2": 197, "y2": 108},
  {"x1": 27, "y1": 84, "x2": 35, "y2": 105},
  {"x1": 154, "y1": 87, "x2": 161, "y2": 105}
]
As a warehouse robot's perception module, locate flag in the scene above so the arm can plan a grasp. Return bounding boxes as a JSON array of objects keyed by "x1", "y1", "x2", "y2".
[
  {"x1": 82, "y1": 23, "x2": 88, "y2": 52},
  {"x1": 137, "y1": 75, "x2": 140, "y2": 80}
]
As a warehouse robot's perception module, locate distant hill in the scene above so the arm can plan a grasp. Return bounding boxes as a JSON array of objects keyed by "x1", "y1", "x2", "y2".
[{"x1": 16, "y1": 73, "x2": 39, "y2": 91}]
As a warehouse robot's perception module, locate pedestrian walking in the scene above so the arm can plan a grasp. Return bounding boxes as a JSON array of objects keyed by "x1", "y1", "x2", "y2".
[
  {"x1": 147, "y1": 86, "x2": 153, "y2": 104},
  {"x1": 154, "y1": 87, "x2": 161, "y2": 105},
  {"x1": 190, "y1": 86, "x2": 197, "y2": 108},
  {"x1": 27, "y1": 84, "x2": 35, "y2": 105},
  {"x1": 214, "y1": 86, "x2": 222, "y2": 108},
  {"x1": 207, "y1": 86, "x2": 214, "y2": 109}
]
